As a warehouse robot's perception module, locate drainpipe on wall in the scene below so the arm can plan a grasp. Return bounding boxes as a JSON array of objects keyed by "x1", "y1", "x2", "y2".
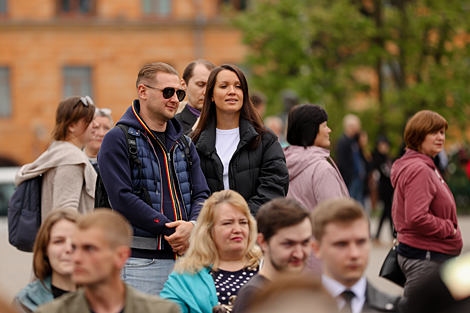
[{"x1": 193, "y1": 0, "x2": 205, "y2": 59}]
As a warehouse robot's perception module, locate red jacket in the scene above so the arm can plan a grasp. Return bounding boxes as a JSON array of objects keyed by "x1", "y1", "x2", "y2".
[{"x1": 391, "y1": 149, "x2": 462, "y2": 255}]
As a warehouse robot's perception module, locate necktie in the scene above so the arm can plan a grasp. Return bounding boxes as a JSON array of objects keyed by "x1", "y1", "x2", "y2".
[{"x1": 340, "y1": 290, "x2": 355, "y2": 313}]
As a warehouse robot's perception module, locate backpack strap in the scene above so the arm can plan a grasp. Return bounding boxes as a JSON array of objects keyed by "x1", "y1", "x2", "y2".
[
  {"x1": 179, "y1": 135, "x2": 193, "y2": 195},
  {"x1": 179, "y1": 135, "x2": 192, "y2": 170},
  {"x1": 116, "y1": 124, "x2": 152, "y2": 206}
]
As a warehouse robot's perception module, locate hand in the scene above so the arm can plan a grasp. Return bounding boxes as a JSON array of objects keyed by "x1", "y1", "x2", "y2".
[
  {"x1": 454, "y1": 228, "x2": 457, "y2": 235},
  {"x1": 164, "y1": 221, "x2": 194, "y2": 253}
]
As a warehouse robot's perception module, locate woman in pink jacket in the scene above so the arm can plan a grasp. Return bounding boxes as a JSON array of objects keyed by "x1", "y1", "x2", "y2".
[
  {"x1": 284, "y1": 104, "x2": 349, "y2": 274},
  {"x1": 391, "y1": 110, "x2": 462, "y2": 299},
  {"x1": 284, "y1": 104, "x2": 349, "y2": 210}
]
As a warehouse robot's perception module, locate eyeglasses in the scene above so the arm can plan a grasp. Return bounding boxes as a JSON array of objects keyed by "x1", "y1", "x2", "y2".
[
  {"x1": 143, "y1": 85, "x2": 186, "y2": 102},
  {"x1": 73, "y1": 96, "x2": 94, "y2": 109}
]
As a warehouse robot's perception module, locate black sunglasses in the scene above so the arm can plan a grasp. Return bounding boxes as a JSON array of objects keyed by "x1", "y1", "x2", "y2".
[{"x1": 143, "y1": 85, "x2": 186, "y2": 102}]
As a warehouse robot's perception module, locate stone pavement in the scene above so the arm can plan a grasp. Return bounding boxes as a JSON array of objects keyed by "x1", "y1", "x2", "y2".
[{"x1": 1, "y1": 216, "x2": 470, "y2": 303}]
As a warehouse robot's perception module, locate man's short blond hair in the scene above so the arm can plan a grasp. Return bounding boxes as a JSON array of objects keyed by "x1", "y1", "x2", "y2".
[
  {"x1": 78, "y1": 209, "x2": 133, "y2": 248},
  {"x1": 311, "y1": 198, "x2": 369, "y2": 242},
  {"x1": 136, "y1": 62, "x2": 179, "y2": 88}
]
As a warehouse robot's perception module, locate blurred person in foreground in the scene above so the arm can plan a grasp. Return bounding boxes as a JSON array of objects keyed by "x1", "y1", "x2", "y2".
[
  {"x1": 191, "y1": 64, "x2": 289, "y2": 216},
  {"x1": 391, "y1": 110, "x2": 462, "y2": 299},
  {"x1": 284, "y1": 104, "x2": 349, "y2": 274},
  {"x1": 175, "y1": 59, "x2": 216, "y2": 135},
  {"x1": 404, "y1": 252, "x2": 470, "y2": 313},
  {"x1": 232, "y1": 198, "x2": 312, "y2": 313},
  {"x1": 84, "y1": 108, "x2": 114, "y2": 173},
  {"x1": 13, "y1": 210, "x2": 81, "y2": 313},
  {"x1": 160, "y1": 190, "x2": 262, "y2": 313},
  {"x1": 312, "y1": 198, "x2": 401, "y2": 313},
  {"x1": 15, "y1": 96, "x2": 98, "y2": 219},
  {"x1": 36, "y1": 210, "x2": 179, "y2": 313},
  {"x1": 245, "y1": 276, "x2": 338, "y2": 313},
  {"x1": 3, "y1": 297, "x2": 20, "y2": 313}
]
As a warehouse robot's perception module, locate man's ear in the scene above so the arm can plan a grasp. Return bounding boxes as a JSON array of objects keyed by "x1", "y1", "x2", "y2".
[
  {"x1": 257, "y1": 233, "x2": 268, "y2": 253},
  {"x1": 115, "y1": 246, "x2": 131, "y2": 269},
  {"x1": 181, "y1": 78, "x2": 187, "y2": 90},
  {"x1": 137, "y1": 84, "x2": 148, "y2": 100},
  {"x1": 311, "y1": 239, "x2": 322, "y2": 260}
]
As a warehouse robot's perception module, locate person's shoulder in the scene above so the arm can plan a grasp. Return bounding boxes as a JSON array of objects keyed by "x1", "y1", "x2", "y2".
[
  {"x1": 35, "y1": 291, "x2": 84, "y2": 313},
  {"x1": 242, "y1": 273, "x2": 269, "y2": 290},
  {"x1": 127, "y1": 286, "x2": 180, "y2": 312},
  {"x1": 365, "y1": 281, "x2": 402, "y2": 312}
]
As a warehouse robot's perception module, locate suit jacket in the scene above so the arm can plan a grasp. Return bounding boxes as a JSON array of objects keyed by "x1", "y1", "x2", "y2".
[
  {"x1": 363, "y1": 281, "x2": 402, "y2": 313},
  {"x1": 175, "y1": 105, "x2": 198, "y2": 135},
  {"x1": 35, "y1": 284, "x2": 180, "y2": 313}
]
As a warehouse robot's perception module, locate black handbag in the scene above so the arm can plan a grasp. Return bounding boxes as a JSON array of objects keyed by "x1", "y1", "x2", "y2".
[{"x1": 379, "y1": 224, "x2": 406, "y2": 287}]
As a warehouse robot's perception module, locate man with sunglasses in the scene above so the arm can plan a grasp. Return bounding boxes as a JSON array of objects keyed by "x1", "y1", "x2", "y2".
[
  {"x1": 175, "y1": 59, "x2": 215, "y2": 135},
  {"x1": 98, "y1": 62, "x2": 210, "y2": 295}
]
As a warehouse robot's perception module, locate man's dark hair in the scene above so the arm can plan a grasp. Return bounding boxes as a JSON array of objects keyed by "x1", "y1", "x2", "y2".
[
  {"x1": 250, "y1": 91, "x2": 267, "y2": 108},
  {"x1": 286, "y1": 104, "x2": 328, "y2": 147},
  {"x1": 182, "y1": 59, "x2": 216, "y2": 84},
  {"x1": 257, "y1": 198, "x2": 311, "y2": 242}
]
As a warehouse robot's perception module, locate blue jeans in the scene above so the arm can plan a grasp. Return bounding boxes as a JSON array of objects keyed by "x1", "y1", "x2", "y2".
[{"x1": 121, "y1": 257, "x2": 175, "y2": 296}]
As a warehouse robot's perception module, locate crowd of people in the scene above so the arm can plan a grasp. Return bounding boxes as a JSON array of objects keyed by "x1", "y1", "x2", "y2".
[{"x1": 8, "y1": 59, "x2": 469, "y2": 312}]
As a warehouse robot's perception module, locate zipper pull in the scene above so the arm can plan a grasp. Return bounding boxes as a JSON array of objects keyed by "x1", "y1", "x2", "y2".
[{"x1": 168, "y1": 153, "x2": 171, "y2": 162}]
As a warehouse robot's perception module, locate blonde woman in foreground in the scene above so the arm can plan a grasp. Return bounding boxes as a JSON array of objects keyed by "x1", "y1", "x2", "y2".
[{"x1": 160, "y1": 190, "x2": 261, "y2": 313}]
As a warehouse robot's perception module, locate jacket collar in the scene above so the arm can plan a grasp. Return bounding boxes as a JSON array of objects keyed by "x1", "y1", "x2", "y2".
[
  {"x1": 20, "y1": 276, "x2": 54, "y2": 311},
  {"x1": 123, "y1": 100, "x2": 184, "y2": 146},
  {"x1": 196, "y1": 116, "x2": 258, "y2": 156},
  {"x1": 363, "y1": 281, "x2": 400, "y2": 312}
]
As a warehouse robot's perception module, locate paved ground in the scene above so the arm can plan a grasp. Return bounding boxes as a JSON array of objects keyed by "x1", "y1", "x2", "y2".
[{"x1": 1, "y1": 216, "x2": 470, "y2": 303}]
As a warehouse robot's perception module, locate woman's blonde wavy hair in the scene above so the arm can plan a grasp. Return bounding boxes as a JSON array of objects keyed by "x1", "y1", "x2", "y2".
[{"x1": 175, "y1": 190, "x2": 261, "y2": 274}]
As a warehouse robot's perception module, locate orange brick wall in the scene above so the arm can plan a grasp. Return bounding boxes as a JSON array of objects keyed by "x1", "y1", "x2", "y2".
[{"x1": 0, "y1": 0, "x2": 247, "y2": 165}]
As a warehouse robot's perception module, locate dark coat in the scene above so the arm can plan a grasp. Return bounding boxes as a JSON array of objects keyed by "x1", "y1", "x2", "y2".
[
  {"x1": 363, "y1": 281, "x2": 402, "y2": 313},
  {"x1": 336, "y1": 134, "x2": 357, "y2": 187},
  {"x1": 195, "y1": 117, "x2": 289, "y2": 215},
  {"x1": 175, "y1": 105, "x2": 198, "y2": 135}
]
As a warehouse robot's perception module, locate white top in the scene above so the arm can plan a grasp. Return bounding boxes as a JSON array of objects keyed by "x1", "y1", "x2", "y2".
[
  {"x1": 215, "y1": 127, "x2": 240, "y2": 190},
  {"x1": 322, "y1": 275, "x2": 367, "y2": 313}
]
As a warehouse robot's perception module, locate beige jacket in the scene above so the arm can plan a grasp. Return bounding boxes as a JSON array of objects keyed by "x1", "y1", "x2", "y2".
[
  {"x1": 15, "y1": 140, "x2": 96, "y2": 219},
  {"x1": 35, "y1": 284, "x2": 180, "y2": 313}
]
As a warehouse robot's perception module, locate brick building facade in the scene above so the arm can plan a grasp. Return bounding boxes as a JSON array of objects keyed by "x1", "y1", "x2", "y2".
[{"x1": 0, "y1": 0, "x2": 246, "y2": 164}]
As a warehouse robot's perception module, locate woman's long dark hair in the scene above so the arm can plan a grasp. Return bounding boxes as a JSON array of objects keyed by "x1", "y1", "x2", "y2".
[{"x1": 191, "y1": 64, "x2": 264, "y2": 149}]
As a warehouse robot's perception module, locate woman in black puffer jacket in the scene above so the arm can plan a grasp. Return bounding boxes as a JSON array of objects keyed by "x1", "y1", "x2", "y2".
[{"x1": 191, "y1": 64, "x2": 289, "y2": 216}]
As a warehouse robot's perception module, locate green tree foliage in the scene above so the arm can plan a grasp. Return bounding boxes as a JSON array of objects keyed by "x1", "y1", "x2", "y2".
[{"x1": 234, "y1": 0, "x2": 470, "y2": 147}]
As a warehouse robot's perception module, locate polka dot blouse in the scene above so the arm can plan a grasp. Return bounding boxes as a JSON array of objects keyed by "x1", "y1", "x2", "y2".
[{"x1": 210, "y1": 267, "x2": 259, "y2": 305}]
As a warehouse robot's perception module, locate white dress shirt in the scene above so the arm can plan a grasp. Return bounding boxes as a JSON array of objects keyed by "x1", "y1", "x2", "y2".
[{"x1": 322, "y1": 275, "x2": 367, "y2": 313}]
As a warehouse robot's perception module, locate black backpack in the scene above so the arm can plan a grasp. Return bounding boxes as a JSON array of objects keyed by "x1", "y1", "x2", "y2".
[
  {"x1": 8, "y1": 174, "x2": 42, "y2": 252},
  {"x1": 95, "y1": 124, "x2": 193, "y2": 209}
]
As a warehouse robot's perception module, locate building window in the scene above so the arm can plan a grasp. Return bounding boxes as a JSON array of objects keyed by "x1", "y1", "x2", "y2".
[
  {"x1": 0, "y1": 68, "x2": 11, "y2": 118},
  {"x1": 221, "y1": 0, "x2": 248, "y2": 11},
  {"x1": 0, "y1": 0, "x2": 7, "y2": 14},
  {"x1": 142, "y1": 0, "x2": 171, "y2": 16},
  {"x1": 63, "y1": 67, "x2": 92, "y2": 99},
  {"x1": 58, "y1": 0, "x2": 94, "y2": 14}
]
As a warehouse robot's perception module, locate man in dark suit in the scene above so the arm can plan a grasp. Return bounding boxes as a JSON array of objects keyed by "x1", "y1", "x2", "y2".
[
  {"x1": 175, "y1": 59, "x2": 215, "y2": 135},
  {"x1": 311, "y1": 198, "x2": 402, "y2": 313}
]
